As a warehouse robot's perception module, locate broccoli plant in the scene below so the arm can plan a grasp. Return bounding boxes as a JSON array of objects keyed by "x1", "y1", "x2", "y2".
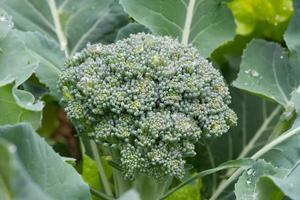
[
  {"x1": 58, "y1": 33, "x2": 237, "y2": 199},
  {"x1": 1, "y1": 0, "x2": 300, "y2": 200}
]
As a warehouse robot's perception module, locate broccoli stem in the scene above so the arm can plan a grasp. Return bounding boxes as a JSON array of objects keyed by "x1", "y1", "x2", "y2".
[
  {"x1": 110, "y1": 148, "x2": 172, "y2": 199},
  {"x1": 132, "y1": 175, "x2": 172, "y2": 200},
  {"x1": 90, "y1": 140, "x2": 113, "y2": 196},
  {"x1": 112, "y1": 168, "x2": 132, "y2": 196},
  {"x1": 112, "y1": 172, "x2": 172, "y2": 200}
]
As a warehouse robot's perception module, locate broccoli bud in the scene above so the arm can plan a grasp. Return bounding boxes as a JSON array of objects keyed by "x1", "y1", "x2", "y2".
[{"x1": 58, "y1": 33, "x2": 237, "y2": 180}]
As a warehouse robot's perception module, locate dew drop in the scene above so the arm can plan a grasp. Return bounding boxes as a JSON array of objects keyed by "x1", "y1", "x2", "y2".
[
  {"x1": 246, "y1": 180, "x2": 251, "y2": 185},
  {"x1": 247, "y1": 169, "x2": 253, "y2": 175},
  {"x1": 296, "y1": 86, "x2": 300, "y2": 93},
  {"x1": 250, "y1": 70, "x2": 259, "y2": 77},
  {"x1": 8, "y1": 145, "x2": 17, "y2": 153},
  {"x1": 244, "y1": 69, "x2": 250, "y2": 74},
  {"x1": 0, "y1": 16, "x2": 7, "y2": 22},
  {"x1": 280, "y1": 55, "x2": 284, "y2": 59}
]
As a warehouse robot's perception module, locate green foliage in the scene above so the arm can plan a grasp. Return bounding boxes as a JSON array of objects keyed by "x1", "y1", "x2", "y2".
[
  {"x1": 235, "y1": 160, "x2": 286, "y2": 199},
  {"x1": 0, "y1": 83, "x2": 43, "y2": 129},
  {"x1": 257, "y1": 161, "x2": 300, "y2": 200},
  {"x1": 0, "y1": 123, "x2": 91, "y2": 200},
  {"x1": 211, "y1": 1, "x2": 300, "y2": 199},
  {"x1": 120, "y1": 0, "x2": 236, "y2": 57},
  {"x1": 233, "y1": 39, "x2": 299, "y2": 109},
  {"x1": 0, "y1": 139, "x2": 52, "y2": 200},
  {"x1": 0, "y1": 0, "x2": 128, "y2": 56},
  {"x1": 82, "y1": 155, "x2": 101, "y2": 200},
  {"x1": 166, "y1": 179, "x2": 201, "y2": 200},
  {"x1": 228, "y1": 0, "x2": 293, "y2": 39},
  {"x1": 37, "y1": 97, "x2": 60, "y2": 137},
  {"x1": 15, "y1": 31, "x2": 65, "y2": 99}
]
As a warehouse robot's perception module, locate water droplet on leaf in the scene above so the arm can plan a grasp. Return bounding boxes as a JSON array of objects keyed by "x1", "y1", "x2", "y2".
[{"x1": 250, "y1": 70, "x2": 259, "y2": 77}]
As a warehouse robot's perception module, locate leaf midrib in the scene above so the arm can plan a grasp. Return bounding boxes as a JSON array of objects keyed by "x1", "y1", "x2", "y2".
[
  {"x1": 181, "y1": 0, "x2": 195, "y2": 45},
  {"x1": 271, "y1": 48, "x2": 289, "y2": 104}
]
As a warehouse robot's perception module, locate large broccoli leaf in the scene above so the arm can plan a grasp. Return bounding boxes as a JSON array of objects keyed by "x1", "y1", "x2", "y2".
[
  {"x1": 0, "y1": 11, "x2": 38, "y2": 86},
  {"x1": 0, "y1": 9, "x2": 44, "y2": 129},
  {"x1": 256, "y1": 161, "x2": 300, "y2": 200},
  {"x1": 0, "y1": 123, "x2": 91, "y2": 200},
  {"x1": 212, "y1": 2, "x2": 300, "y2": 198},
  {"x1": 120, "y1": 0, "x2": 236, "y2": 57},
  {"x1": 234, "y1": 117, "x2": 300, "y2": 200},
  {"x1": 233, "y1": 39, "x2": 299, "y2": 108},
  {"x1": 235, "y1": 160, "x2": 286, "y2": 200},
  {"x1": 15, "y1": 31, "x2": 65, "y2": 99},
  {"x1": 233, "y1": 0, "x2": 300, "y2": 110},
  {"x1": 0, "y1": 138, "x2": 52, "y2": 200},
  {"x1": 0, "y1": 83, "x2": 43, "y2": 129},
  {"x1": 0, "y1": 0, "x2": 128, "y2": 56}
]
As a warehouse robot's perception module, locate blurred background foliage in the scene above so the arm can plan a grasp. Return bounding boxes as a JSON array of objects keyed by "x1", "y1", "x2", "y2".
[
  {"x1": 229, "y1": 0, "x2": 293, "y2": 39},
  {"x1": 213, "y1": 0, "x2": 294, "y2": 83}
]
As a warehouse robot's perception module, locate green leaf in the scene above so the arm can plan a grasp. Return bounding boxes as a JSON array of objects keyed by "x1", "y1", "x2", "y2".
[
  {"x1": 0, "y1": 28, "x2": 38, "y2": 86},
  {"x1": 0, "y1": 123, "x2": 91, "y2": 200},
  {"x1": 260, "y1": 121, "x2": 300, "y2": 170},
  {"x1": 15, "y1": 31, "x2": 65, "y2": 99},
  {"x1": 37, "y1": 96, "x2": 60, "y2": 137},
  {"x1": 82, "y1": 155, "x2": 101, "y2": 199},
  {"x1": 1, "y1": 0, "x2": 128, "y2": 56},
  {"x1": 116, "y1": 22, "x2": 150, "y2": 41},
  {"x1": 119, "y1": 0, "x2": 236, "y2": 57},
  {"x1": 0, "y1": 12, "x2": 44, "y2": 129},
  {"x1": 228, "y1": 0, "x2": 293, "y2": 37},
  {"x1": 0, "y1": 138, "x2": 52, "y2": 200},
  {"x1": 256, "y1": 177, "x2": 284, "y2": 200},
  {"x1": 284, "y1": 0, "x2": 300, "y2": 99},
  {"x1": 285, "y1": 2, "x2": 300, "y2": 49},
  {"x1": 166, "y1": 179, "x2": 201, "y2": 200},
  {"x1": 233, "y1": 39, "x2": 299, "y2": 107},
  {"x1": 235, "y1": 160, "x2": 286, "y2": 200},
  {"x1": 0, "y1": 8, "x2": 13, "y2": 40},
  {"x1": 0, "y1": 83, "x2": 43, "y2": 129},
  {"x1": 291, "y1": 87, "x2": 300, "y2": 114},
  {"x1": 257, "y1": 161, "x2": 300, "y2": 200},
  {"x1": 234, "y1": 115, "x2": 300, "y2": 199},
  {"x1": 0, "y1": 8, "x2": 64, "y2": 99},
  {"x1": 0, "y1": 176, "x2": 11, "y2": 200}
]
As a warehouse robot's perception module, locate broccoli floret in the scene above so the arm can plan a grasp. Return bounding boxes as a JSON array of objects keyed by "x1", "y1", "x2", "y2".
[{"x1": 58, "y1": 33, "x2": 237, "y2": 180}]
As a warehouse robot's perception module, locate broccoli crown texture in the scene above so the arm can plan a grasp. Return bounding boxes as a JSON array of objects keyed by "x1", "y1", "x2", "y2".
[{"x1": 58, "y1": 33, "x2": 237, "y2": 180}]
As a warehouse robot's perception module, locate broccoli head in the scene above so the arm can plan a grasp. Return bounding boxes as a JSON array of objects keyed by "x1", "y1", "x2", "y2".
[{"x1": 58, "y1": 33, "x2": 237, "y2": 180}]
